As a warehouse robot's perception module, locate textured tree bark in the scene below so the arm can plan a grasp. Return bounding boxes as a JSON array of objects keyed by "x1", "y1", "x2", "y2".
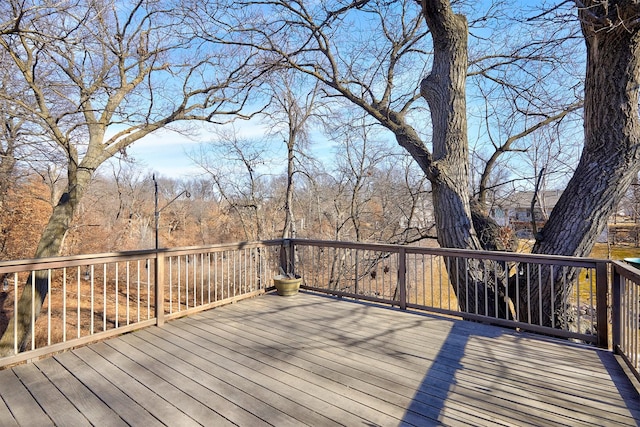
[
  {"x1": 282, "y1": 133, "x2": 297, "y2": 240},
  {"x1": 528, "y1": 1, "x2": 640, "y2": 326},
  {"x1": 418, "y1": 0, "x2": 509, "y2": 317},
  {"x1": 420, "y1": 0, "x2": 479, "y2": 252},
  {"x1": 0, "y1": 158, "x2": 94, "y2": 355},
  {"x1": 418, "y1": 0, "x2": 640, "y2": 326}
]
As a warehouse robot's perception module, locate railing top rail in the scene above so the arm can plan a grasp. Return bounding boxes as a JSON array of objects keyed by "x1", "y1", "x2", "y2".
[
  {"x1": 611, "y1": 259, "x2": 640, "y2": 283},
  {"x1": 290, "y1": 238, "x2": 604, "y2": 268},
  {"x1": 0, "y1": 239, "x2": 286, "y2": 274},
  {"x1": 161, "y1": 239, "x2": 284, "y2": 257},
  {"x1": 0, "y1": 249, "x2": 159, "y2": 274}
]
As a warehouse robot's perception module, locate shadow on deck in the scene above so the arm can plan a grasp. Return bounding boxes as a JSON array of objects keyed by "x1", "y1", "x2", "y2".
[{"x1": 0, "y1": 292, "x2": 638, "y2": 426}]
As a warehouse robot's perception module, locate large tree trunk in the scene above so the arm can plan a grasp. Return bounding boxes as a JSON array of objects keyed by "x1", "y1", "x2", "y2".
[
  {"x1": 419, "y1": 0, "x2": 509, "y2": 318},
  {"x1": 529, "y1": 1, "x2": 640, "y2": 326},
  {"x1": 0, "y1": 166, "x2": 92, "y2": 356},
  {"x1": 419, "y1": 0, "x2": 478, "y2": 251},
  {"x1": 417, "y1": 0, "x2": 640, "y2": 326},
  {"x1": 282, "y1": 133, "x2": 297, "y2": 240}
]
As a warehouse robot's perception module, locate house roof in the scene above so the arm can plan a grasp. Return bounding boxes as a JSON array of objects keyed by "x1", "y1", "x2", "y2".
[{"x1": 496, "y1": 190, "x2": 563, "y2": 211}]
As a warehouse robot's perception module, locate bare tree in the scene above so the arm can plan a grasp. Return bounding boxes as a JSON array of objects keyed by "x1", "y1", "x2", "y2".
[
  {"x1": 228, "y1": 0, "x2": 637, "y2": 325},
  {"x1": 0, "y1": 0, "x2": 259, "y2": 354},
  {"x1": 263, "y1": 70, "x2": 321, "y2": 239},
  {"x1": 190, "y1": 127, "x2": 273, "y2": 241}
]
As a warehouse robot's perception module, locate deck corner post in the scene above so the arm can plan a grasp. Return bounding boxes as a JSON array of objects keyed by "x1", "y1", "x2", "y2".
[
  {"x1": 595, "y1": 261, "x2": 609, "y2": 349},
  {"x1": 155, "y1": 252, "x2": 165, "y2": 327},
  {"x1": 398, "y1": 247, "x2": 407, "y2": 310}
]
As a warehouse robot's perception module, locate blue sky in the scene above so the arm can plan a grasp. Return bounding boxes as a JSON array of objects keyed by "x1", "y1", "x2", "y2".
[{"x1": 122, "y1": 119, "x2": 339, "y2": 179}]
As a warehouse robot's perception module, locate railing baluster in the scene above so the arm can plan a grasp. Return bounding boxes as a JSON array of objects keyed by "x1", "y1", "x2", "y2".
[
  {"x1": 137, "y1": 260, "x2": 141, "y2": 323},
  {"x1": 214, "y1": 252, "x2": 218, "y2": 301},
  {"x1": 178, "y1": 256, "x2": 182, "y2": 312},
  {"x1": 63, "y1": 268, "x2": 67, "y2": 343},
  {"x1": 538, "y1": 265, "x2": 543, "y2": 326},
  {"x1": 77, "y1": 266, "x2": 81, "y2": 338},
  {"x1": 103, "y1": 264, "x2": 107, "y2": 331},
  {"x1": 201, "y1": 253, "x2": 205, "y2": 306},
  {"x1": 493, "y1": 261, "x2": 498, "y2": 318},
  {"x1": 115, "y1": 263, "x2": 119, "y2": 328},
  {"x1": 47, "y1": 269, "x2": 52, "y2": 347},
  {"x1": 31, "y1": 272, "x2": 35, "y2": 350},
  {"x1": 504, "y1": 262, "x2": 509, "y2": 320},
  {"x1": 13, "y1": 273, "x2": 18, "y2": 354},
  {"x1": 192, "y1": 254, "x2": 196, "y2": 307},
  {"x1": 551, "y1": 266, "x2": 555, "y2": 329},
  {"x1": 126, "y1": 261, "x2": 130, "y2": 325},
  {"x1": 147, "y1": 259, "x2": 151, "y2": 320},
  {"x1": 185, "y1": 255, "x2": 189, "y2": 310},
  {"x1": 90, "y1": 265, "x2": 94, "y2": 335},
  {"x1": 486, "y1": 261, "x2": 491, "y2": 318},
  {"x1": 169, "y1": 256, "x2": 173, "y2": 314},
  {"x1": 155, "y1": 253, "x2": 164, "y2": 327}
]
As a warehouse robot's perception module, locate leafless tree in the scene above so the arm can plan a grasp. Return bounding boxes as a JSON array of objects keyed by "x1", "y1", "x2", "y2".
[
  {"x1": 0, "y1": 0, "x2": 260, "y2": 354},
  {"x1": 263, "y1": 70, "x2": 321, "y2": 239},
  {"x1": 190, "y1": 127, "x2": 273, "y2": 241},
  {"x1": 223, "y1": 0, "x2": 640, "y2": 326}
]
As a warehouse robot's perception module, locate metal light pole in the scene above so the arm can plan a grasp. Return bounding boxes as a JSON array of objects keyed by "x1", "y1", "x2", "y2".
[
  {"x1": 154, "y1": 174, "x2": 159, "y2": 251},
  {"x1": 153, "y1": 174, "x2": 190, "y2": 251}
]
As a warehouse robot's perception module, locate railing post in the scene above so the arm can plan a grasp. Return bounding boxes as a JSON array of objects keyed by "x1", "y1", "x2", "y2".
[
  {"x1": 398, "y1": 247, "x2": 407, "y2": 310},
  {"x1": 611, "y1": 264, "x2": 622, "y2": 353},
  {"x1": 595, "y1": 261, "x2": 609, "y2": 348},
  {"x1": 155, "y1": 252, "x2": 165, "y2": 327}
]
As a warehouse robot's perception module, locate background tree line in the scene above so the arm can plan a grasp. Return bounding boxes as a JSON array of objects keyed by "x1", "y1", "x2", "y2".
[{"x1": 0, "y1": 147, "x2": 434, "y2": 259}]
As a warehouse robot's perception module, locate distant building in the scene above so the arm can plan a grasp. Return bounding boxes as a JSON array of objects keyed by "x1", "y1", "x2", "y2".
[{"x1": 489, "y1": 190, "x2": 563, "y2": 237}]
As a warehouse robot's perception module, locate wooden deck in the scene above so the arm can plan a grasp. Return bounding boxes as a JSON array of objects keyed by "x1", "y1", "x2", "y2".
[{"x1": 0, "y1": 292, "x2": 638, "y2": 426}]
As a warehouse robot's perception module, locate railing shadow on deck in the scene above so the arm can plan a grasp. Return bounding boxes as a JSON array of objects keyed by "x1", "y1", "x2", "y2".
[{"x1": 400, "y1": 321, "x2": 502, "y2": 425}]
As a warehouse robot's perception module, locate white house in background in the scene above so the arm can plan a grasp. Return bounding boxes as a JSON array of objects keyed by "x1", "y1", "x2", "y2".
[
  {"x1": 489, "y1": 190, "x2": 614, "y2": 243},
  {"x1": 489, "y1": 190, "x2": 563, "y2": 230}
]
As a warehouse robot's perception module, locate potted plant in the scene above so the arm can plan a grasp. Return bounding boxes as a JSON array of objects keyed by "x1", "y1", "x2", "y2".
[{"x1": 273, "y1": 268, "x2": 302, "y2": 296}]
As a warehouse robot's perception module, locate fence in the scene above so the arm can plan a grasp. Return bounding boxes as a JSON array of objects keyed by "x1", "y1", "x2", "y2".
[
  {"x1": 0, "y1": 238, "x2": 638, "y2": 384},
  {"x1": 0, "y1": 241, "x2": 283, "y2": 367},
  {"x1": 611, "y1": 261, "x2": 640, "y2": 382},
  {"x1": 290, "y1": 239, "x2": 607, "y2": 345}
]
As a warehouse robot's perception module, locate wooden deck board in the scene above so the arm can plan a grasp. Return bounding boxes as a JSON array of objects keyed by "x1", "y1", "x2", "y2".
[
  {"x1": 35, "y1": 355, "x2": 129, "y2": 426},
  {"x1": 12, "y1": 361, "x2": 90, "y2": 426},
  {"x1": 179, "y1": 307, "x2": 503, "y2": 426},
  {"x1": 128, "y1": 328, "x2": 345, "y2": 427},
  {"x1": 69, "y1": 345, "x2": 201, "y2": 427},
  {"x1": 228, "y1": 295, "x2": 639, "y2": 422},
  {"x1": 179, "y1": 313, "x2": 476, "y2": 427},
  {"x1": 54, "y1": 350, "x2": 164, "y2": 427},
  {"x1": 0, "y1": 292, "x2": 638, "y2": 426},
  {"x1": 192, "y1": 296, "x2": 606, "y2": 426},
  {"x1": 152, "y1": 322, "x2": 383, "y2": 427},
  {"x1": 0, "y1": 368, "x2": 52, "y2": 426},
  {"x1": 111, "y1": 333, "x2": 302, "y2": 427}
]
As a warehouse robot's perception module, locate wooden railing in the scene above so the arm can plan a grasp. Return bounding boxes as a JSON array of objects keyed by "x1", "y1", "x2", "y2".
[
  {"x1": 289, "y1": 239, "x2": 608, "y2": 345},
  {"x1": 0, "y1": 238, "x2": 637, "y2": 383},
  {"x1": 611, "y1": 261, "x2": 640, "y2": 383},
  {"x1": 0, "y1": 240, "x2": 283, "y2": 367}
]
